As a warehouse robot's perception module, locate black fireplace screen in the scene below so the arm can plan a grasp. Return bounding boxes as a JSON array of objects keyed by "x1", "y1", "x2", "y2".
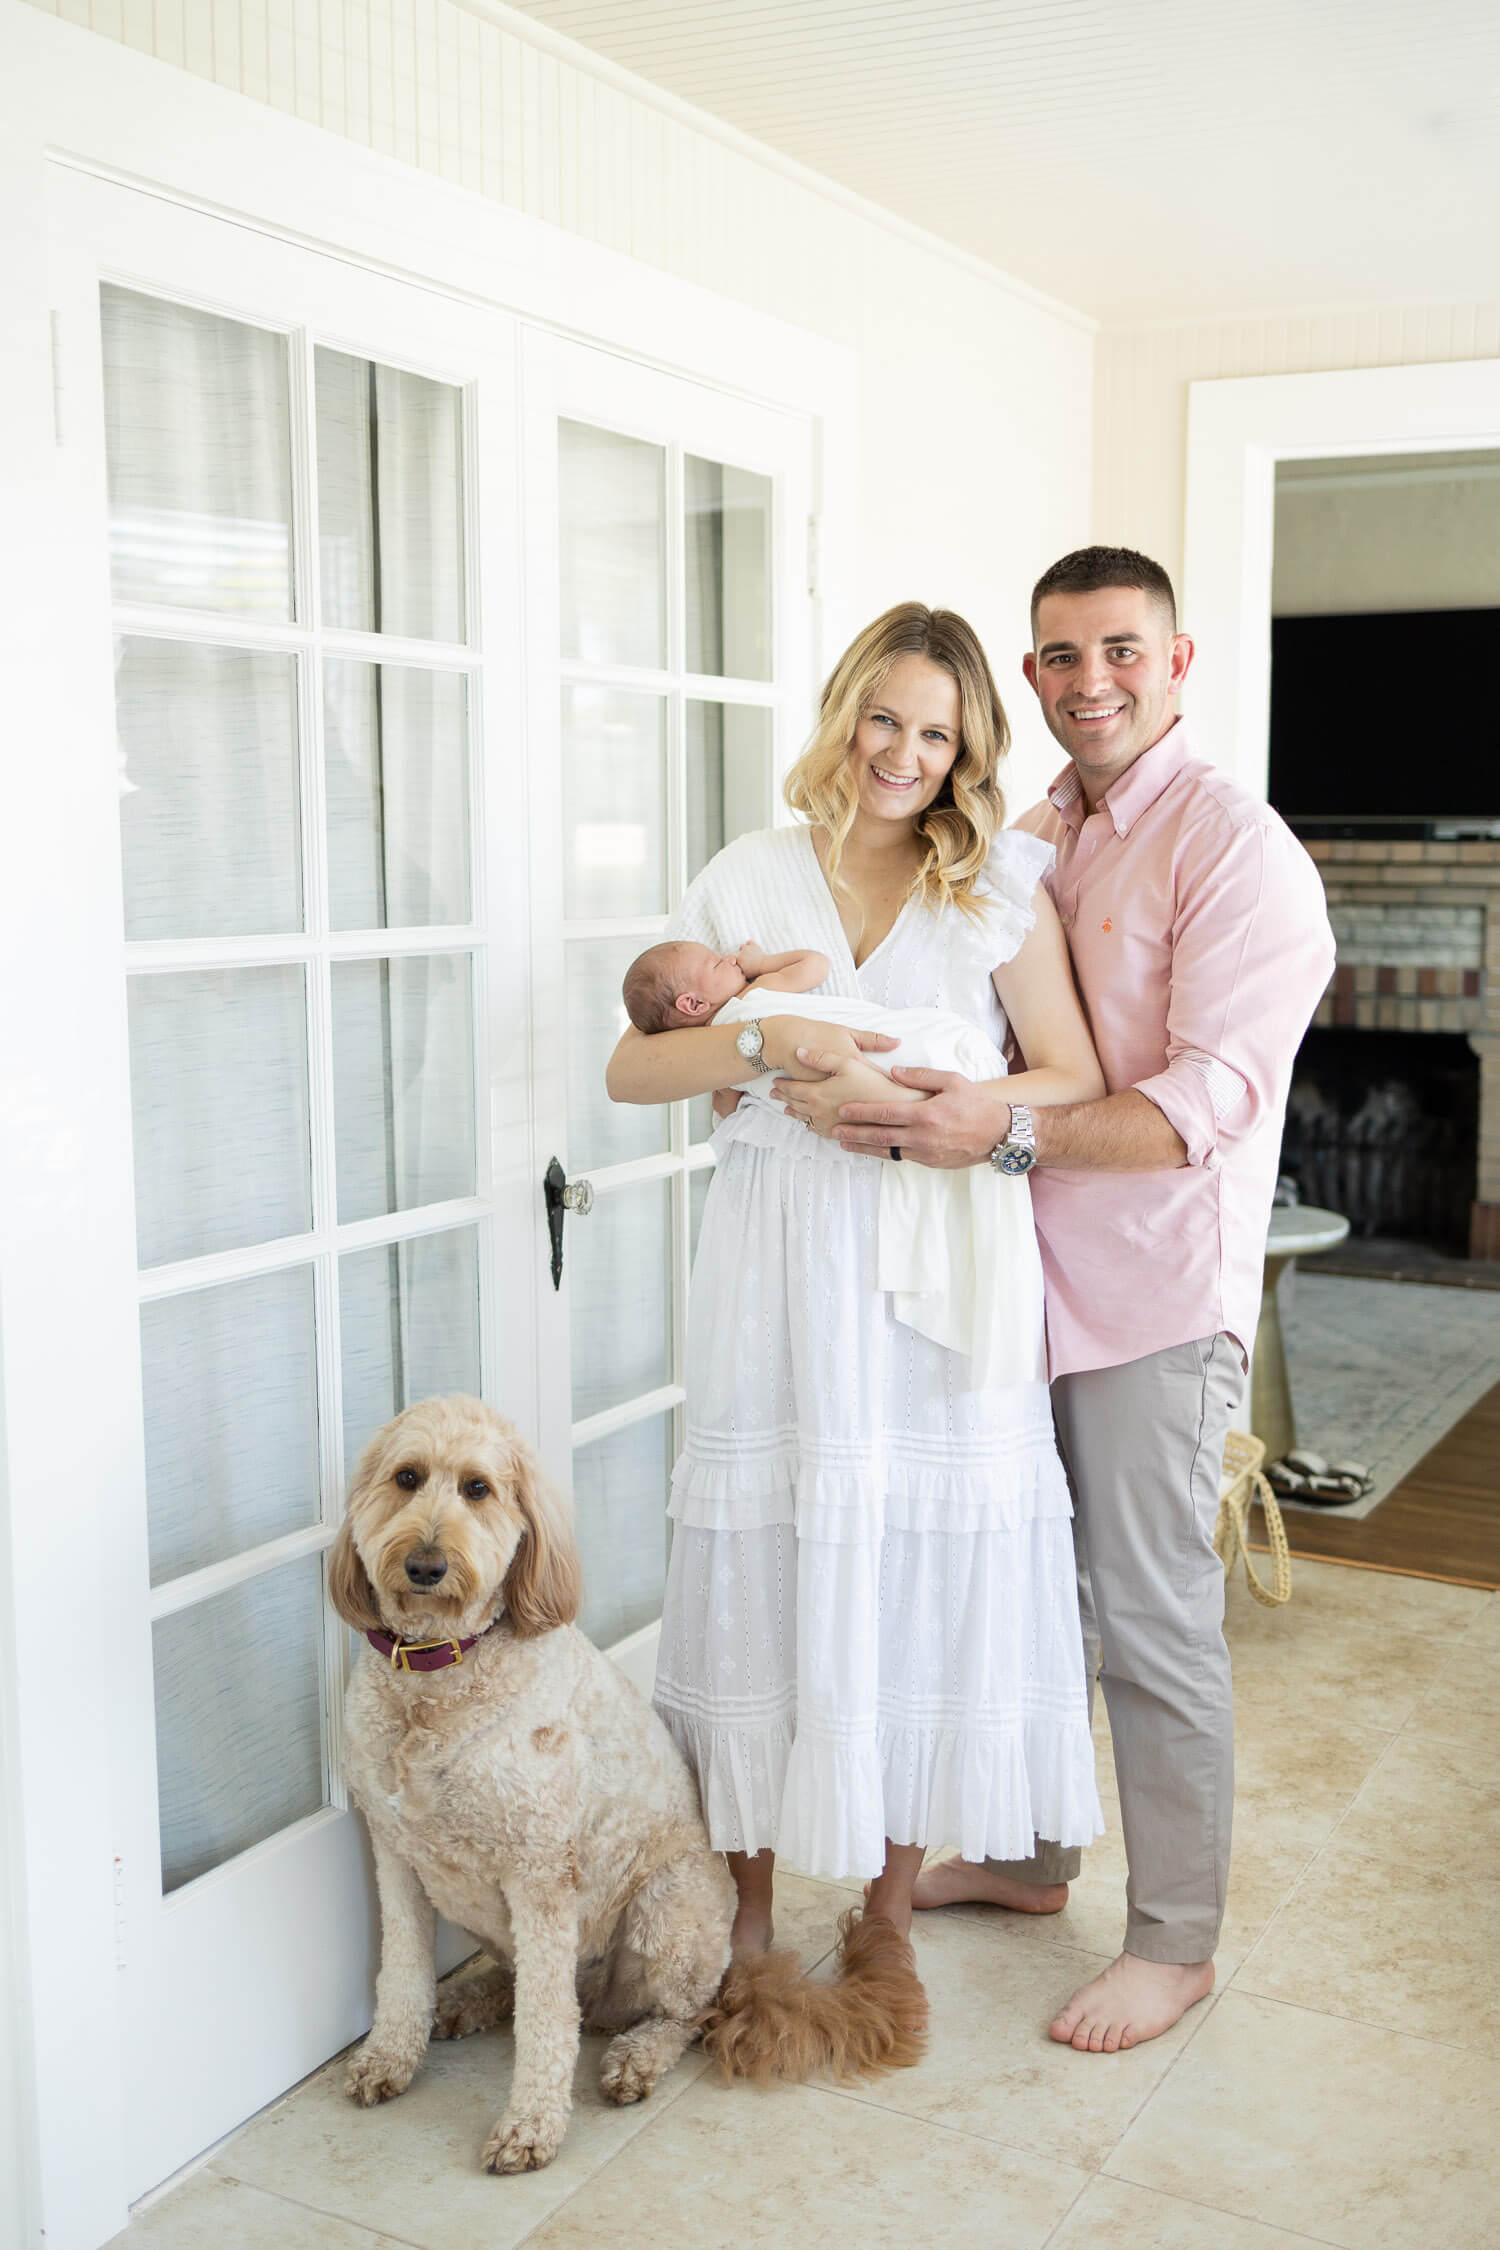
[{"x1": 1279, "y1": 1030, "x2": 1479, "y2": 1250}]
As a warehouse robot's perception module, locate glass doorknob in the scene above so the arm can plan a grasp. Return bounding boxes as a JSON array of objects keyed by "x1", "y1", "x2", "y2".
[{"x1": 543, "y1": 1158, "x2": 593, "y2": 1291}]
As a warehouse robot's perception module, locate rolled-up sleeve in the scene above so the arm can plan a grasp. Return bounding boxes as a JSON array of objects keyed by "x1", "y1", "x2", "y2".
[{"x1": 1134, "y1": 814, "x2": 1336, "y2": 1170}]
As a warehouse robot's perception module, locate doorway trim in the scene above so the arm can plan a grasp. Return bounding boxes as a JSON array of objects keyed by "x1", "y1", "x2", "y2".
[{"x1": 1182, "y1": 356, "x2": 1500, "y2": 796}]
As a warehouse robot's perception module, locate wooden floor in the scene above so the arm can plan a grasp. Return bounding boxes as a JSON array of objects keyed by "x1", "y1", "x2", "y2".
[{"x1": 1252, "y1": 1378, "x2": 1500, "y2": 1589}]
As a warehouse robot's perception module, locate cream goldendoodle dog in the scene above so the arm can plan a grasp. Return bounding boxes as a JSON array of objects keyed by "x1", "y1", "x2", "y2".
[{"x1": 330, "y1": 1396, "x2": 924, "y2": 2177}]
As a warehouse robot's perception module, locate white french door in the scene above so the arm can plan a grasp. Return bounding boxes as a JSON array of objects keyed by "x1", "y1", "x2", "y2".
[
  {"x1": 521, "y1": 336, "x2": 814, "y2": 1656},
  {"x1": 47, "y1": 171, "x2": 529, "y2": 2196},
  {"x1": 23, "y1": 169, "x2": 817, "y2": 2220}
]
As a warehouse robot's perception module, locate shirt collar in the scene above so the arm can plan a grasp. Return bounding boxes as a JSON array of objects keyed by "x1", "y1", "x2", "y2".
[{"x1": 1047, "y1": 718, "x2": 1192, "y2": 838}]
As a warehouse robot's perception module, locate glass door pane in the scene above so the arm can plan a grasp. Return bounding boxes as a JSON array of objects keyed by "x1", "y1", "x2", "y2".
[
  {"x1": 141, "y1": 1268, "x2": 319, "y2": 1586},
  {"x1": 685, "y1": 455, "x2": 772, "y2": 680},
  {"x1": 102, "y1": 285, "x2": 294, "y2": 618},
  {"x1": 559, "y1": 421, "x2": 666, "y2": 668},
  {"x1": 324, "y1": 661, "x2": 471, "y2": 929},
  {"x1": 552, "y1": 379, "x2": 790, "y2": 1650},
  {"x1": 105, "y1": 282, "x2": 488, "y2": 1899},
  {"x1": 116, "y1": 637, "x2": 303, "y2": 940},
  {"x1": 128, "y1": 965, "x2": 313, "y2": 1267},
  {"x1": 567, "y1": 1183, "x2": 672, "y2": 1422},
  {"x1": 561, "y1": 686, "x2": 668, "y2": 918},
  {"x1": 315, "y1": 349, "x2": 466, "y2": 642},
  {"x1": 687, "y1": 700, "x2": 774, "y2": 883},
  {"x1": 153, "y1": 1558, "x2": 328, "y2": 1892}
]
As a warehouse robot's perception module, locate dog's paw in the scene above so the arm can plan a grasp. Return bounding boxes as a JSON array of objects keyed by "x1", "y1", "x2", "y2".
[
  {"x1": 344, "y1": 2043, "x2": 419, "y2": 2106},
  {"x1": 432, "y1": 1966, "x2": 513, "y2": 2041},
  {"x1": 481, "y1": 2108, "x2": 566, "y2": 2174},
  {"x1": 599, "y1": 2048, "x2": 655, "y2": 2105}
]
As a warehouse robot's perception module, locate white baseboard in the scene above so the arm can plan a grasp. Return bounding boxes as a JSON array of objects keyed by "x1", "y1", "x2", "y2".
[{"x1": 605, "y1": 1617, "x2": 662, "y2": 1702}]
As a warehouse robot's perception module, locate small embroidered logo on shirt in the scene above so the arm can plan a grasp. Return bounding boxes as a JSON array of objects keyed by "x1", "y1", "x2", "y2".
[{"x1": 1101, "y1": 918, "x2": 1113, "y2": 932}]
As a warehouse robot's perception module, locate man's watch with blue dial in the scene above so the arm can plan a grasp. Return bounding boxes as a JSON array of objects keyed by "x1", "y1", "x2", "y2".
[{"x1": 990, "y1": 1103, "x2": 1038, "y2": 1176}]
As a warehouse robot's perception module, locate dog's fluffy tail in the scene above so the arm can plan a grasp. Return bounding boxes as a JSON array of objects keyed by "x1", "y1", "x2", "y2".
[{"x1": 699, "y1": 1907, "x2": 928, "y2": 2086}]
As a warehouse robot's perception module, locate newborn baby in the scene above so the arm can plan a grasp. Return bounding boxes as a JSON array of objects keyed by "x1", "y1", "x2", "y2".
[
  {"x1": 621, "y1": 940, "x2": 1045, "y2": 1391},
  {"x1": 622, "y1": 938, "x2": 832, "y2": 1031}
]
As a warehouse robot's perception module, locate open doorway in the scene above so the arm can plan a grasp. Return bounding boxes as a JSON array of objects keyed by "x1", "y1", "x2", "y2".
[{"x1": 1267, "y1": 449, "x2": 1500, "y2": 1277}]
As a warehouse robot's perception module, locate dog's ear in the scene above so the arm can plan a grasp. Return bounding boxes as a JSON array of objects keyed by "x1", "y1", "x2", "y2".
[
  {"x1": 502, "y1": 1443, "x2": 582, "y2": 1637},
  {"x1": 327, "y1": 1515, "x2": 384, "y2": 1634}
]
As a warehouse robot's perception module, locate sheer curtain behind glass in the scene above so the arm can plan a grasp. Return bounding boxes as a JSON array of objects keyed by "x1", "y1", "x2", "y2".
[{"x1": 107, "y1": 289, "x2": 482, "y2": 1890}]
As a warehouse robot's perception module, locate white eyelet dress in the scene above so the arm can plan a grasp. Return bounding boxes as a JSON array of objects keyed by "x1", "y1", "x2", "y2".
[{"x1": 650, "y1": 824, "x2": 1103, "y2": 1879}]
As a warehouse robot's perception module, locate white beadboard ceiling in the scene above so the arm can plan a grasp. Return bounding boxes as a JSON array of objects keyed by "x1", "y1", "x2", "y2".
[{"x1": 498, "y1": 0, "x2": 1500, "y2": 323}]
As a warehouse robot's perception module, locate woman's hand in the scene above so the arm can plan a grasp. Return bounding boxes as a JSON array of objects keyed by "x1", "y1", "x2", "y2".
[
  {"x1": 772, "y1": 1039, "x2": 908, "y2": 1139},
  {"x1": 758, "y1": 1018, "x2": 896, "y2": 1079}
]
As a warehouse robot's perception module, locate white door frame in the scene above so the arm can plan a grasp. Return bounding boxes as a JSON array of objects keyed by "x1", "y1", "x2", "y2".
[
  {"x1": 1182, "y1": 357, "x2": 1500, "y2": 797},
  {"x1": 0, "y1": 11, "x2": 856, "y2": 2248}
]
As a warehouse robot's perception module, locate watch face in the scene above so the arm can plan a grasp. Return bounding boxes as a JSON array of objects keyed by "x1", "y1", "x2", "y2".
[
  {"x1": 998, "y1": 1145, "x2": 1036, "y2": 1176},
  {"x1": 734, "y1": 1022, "x2": 762, "y2": 1060}
]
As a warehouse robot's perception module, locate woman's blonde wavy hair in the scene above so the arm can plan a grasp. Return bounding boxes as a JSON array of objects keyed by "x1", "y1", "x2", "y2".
[{"x1": 783, "y1": 602, "x2": 1009, "y2": 927}]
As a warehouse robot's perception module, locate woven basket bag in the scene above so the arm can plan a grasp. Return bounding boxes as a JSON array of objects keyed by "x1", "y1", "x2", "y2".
[{"x1": 1215, "y1": 1429, "x2": 1293, "y2": 1607}]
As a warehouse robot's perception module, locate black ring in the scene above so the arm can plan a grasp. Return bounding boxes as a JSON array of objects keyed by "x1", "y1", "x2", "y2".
[{"x1": 890, "y1": 1144, "x2": 902, "y2": 1161}]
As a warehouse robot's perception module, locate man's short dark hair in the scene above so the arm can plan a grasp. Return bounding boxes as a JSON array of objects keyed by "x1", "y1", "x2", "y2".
[{"x1": 1030, "y1": 546, "x2": 1177, "y2": 639}]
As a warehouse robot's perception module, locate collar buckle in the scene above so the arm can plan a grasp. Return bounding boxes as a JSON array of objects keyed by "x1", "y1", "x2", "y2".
[{"x1": 387, "y1": 1635, "x2": 467, "y2": 1671}]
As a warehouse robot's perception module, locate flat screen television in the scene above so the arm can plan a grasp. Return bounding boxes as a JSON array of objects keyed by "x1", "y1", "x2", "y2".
[{"x1": 1267, "y1": 608, "x2": 1500, "y2": 836}]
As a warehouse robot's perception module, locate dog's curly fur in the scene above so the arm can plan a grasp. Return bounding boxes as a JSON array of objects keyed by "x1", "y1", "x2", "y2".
[{"x1": 331, "y1": 1395, "x2": 926, "y2": 2176}]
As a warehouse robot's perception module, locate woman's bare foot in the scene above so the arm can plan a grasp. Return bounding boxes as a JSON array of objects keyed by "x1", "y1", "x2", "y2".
[
  {"x1": 729, "y1": 1901, "x2": 774, "y2": 1956},
  {"x1": 910, "y1": 1856, "x2": 1069, "y2": 1916},
  {"x1": 726, "y1": 1848, "x2": 776, "y2": 1956},
  {"x1": 862, "y1": 1840, "x2": 924, "y2": 1941},
  {"x1": 1049, "y1": 1952, "x2": 1214, "y2": 2052}
]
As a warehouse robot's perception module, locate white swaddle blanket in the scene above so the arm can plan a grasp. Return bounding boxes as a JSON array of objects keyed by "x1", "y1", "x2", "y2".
[{"x1": 714, "y1": 989, "x2": 1046, "y2": 1391}]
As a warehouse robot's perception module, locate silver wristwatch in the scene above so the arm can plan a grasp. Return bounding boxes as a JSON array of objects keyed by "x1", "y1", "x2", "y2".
[
  {"x1": 990, "y1": 1103, "x2": 1038, "y2": 1176},
  {"x1": 734, "y1": 1019, "x2": 774, "y2": 1074}
]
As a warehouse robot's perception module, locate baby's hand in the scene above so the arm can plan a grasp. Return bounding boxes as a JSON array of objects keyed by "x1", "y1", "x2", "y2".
[{"x1": 736, "y1": 941, "x2": 766, "y2": 975}]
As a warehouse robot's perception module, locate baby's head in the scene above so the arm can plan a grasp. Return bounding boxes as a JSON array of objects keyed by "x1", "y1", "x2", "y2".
[{"x1": 623, "y1": 941, "x2": 747, "y2": 1033}]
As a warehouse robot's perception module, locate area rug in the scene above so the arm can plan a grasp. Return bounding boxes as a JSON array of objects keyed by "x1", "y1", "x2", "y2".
[{"x1": 1279, "y1": 1273, "x2": 1500, "y2": 1519}]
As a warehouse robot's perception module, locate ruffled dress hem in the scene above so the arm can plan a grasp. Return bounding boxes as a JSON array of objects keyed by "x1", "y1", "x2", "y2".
[{"x1": 655, "y1": 1698, "x2": 1105, "y2": 1882}]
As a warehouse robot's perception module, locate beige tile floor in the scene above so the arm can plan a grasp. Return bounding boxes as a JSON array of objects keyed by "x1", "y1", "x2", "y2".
[{"x1": 110, "y1": 1558, "x2": 1500, "y2": 2250}]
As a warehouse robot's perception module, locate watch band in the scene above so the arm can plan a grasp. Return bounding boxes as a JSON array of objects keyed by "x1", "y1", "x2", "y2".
[
  {"x1": 990, "y1": 1102, "x2": 1038, "y2": 1176},
  {"x1": 735, "y1": 1018, "x2": 774, "y2": 1074}
]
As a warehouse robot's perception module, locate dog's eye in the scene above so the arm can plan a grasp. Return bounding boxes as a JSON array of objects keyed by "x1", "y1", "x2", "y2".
[
  {"x1": 462, "y1": 1478, "x2": 490, "y2": 1502},
  {"x1": 394, "y1": 1467, "x2": 422, "y2": 1491}
]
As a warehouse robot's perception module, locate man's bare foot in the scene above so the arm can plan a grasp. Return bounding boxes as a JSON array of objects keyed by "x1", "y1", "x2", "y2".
[
  {"x1": 910, "y1": 1856, "x2": 1069, "y2": 1916},
  {"x1": 1049, "y1": 1952, "x2": 1213, "y2": 2053},
  {"x1": 730, "y1": 1901, "x2": 774, "y2": 1956}
]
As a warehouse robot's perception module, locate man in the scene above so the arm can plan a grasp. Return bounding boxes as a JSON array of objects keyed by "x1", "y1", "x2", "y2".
[{"x1": 832, "y1": 546, "x2": 1335, "y2": 2051}]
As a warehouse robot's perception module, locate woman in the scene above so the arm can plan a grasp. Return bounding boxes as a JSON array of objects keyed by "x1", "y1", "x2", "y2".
[{"x1": 605, "y1": 603, "x2": 1105, "y2": 1958}]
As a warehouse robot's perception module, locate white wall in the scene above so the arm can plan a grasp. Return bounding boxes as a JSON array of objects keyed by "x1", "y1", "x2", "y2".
[
  {"x1": 19, "y1": 0, "x2": 1094, "y2": 814},
  {"x1": 1273, "y1": 451, "x2": 1500, "y2": 616},
  {"x1": 1095, "y1": 305, "x2": 1500, "y2": 622}
]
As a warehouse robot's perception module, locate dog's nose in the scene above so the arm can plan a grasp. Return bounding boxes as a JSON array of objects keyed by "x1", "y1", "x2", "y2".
[{"x1": 403, "y1": 1549, "x2": 449, "y2": 1588}]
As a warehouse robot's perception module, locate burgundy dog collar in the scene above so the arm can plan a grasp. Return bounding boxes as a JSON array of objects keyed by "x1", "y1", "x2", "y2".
[{"x1": 366, "y1": 1625, "x2": 494, "y2": 1674}]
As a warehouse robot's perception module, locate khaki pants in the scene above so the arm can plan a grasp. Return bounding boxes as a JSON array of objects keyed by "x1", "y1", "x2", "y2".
[{"x1": 989, "y1": 1334, "x2": 1244, "y2": 1964}]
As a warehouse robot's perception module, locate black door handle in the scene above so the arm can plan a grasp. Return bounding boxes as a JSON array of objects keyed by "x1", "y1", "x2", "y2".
[{"x1": 542, "y1": 1158, "x2": 594, "y2": 1290}]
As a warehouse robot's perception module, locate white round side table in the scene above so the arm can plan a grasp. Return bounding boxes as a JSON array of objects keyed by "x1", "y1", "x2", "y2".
[{"x1": 1251, "y1": 1205, "x2": 1351, "y2": 1463}]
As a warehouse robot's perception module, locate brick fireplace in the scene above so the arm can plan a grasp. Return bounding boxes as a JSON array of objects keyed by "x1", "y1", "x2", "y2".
[{"x1": 1303, "y1": 839, "x2": 1500, "y2": 1258}]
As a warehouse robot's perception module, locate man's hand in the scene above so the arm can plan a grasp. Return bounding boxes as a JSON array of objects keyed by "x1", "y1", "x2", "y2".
[{"x1": 834, "y1": 1068, "x2": 1012, "y2": 1169}]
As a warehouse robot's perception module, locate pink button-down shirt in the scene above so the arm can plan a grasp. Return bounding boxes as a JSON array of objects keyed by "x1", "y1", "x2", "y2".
[{"x1": 1014, "y1": 720, "x2": 1335, "y2": 1379}]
